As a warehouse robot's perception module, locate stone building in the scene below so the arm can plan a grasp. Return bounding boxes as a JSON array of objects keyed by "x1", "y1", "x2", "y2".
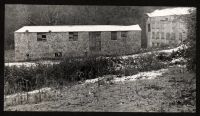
[
  {"x1": 14, "y1": 25, "x2": 141, "y2": 61},
  {"x1": 145, "y1": 7, "x2": 192, "y2": 48}
]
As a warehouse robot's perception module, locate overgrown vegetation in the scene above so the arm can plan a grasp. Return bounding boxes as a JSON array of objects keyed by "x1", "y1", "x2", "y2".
[
  {"x1": 4, "y1": 51, "x2": 172, "y2": 95},
  {"x1": 4, "y1": 65, "x2": 196, "y2": 112},
  {"x1": 183, "y1": 9, "x2": 196, "y2": 72},
  {"x1": 4, "y1": 45, "x2": 196, "y2": 111}
]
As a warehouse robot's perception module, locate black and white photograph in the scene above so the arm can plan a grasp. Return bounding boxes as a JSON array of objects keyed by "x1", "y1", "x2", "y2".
[{"x1": 4, "y1": 4, "x2": 196, "y2": 112}]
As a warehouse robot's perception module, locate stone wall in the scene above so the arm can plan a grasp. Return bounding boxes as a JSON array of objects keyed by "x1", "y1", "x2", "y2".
[
  {"x1": 101, "y1": 31, "x2": 141, "y2": 56},
  {"x1": 14, "y1": 33, "x2": 29, "y2": 61},
  {"x1": 14, "y1": 31, "x2": 141, "y2": 61}
]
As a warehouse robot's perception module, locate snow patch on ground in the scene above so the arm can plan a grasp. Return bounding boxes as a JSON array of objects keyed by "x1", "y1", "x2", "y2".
[
  {"x1": 121, "y1": 52, "x2": 152, "y2": 59},
  {"x1": 5, "y1": 60, "x2": 60, "y2": 67},
  {"x1": 171, "y1": 57, "x2": 186, "y2": 64},
  {"x1": 159, "y1": 45, "x2": 187, "y2": 53},
  {"x1": 121, "y1": 45, "x2": 187, "y2": 59},
  {"x1": 84, "y1": 68, "x2": 168, "y2": 84},
  {"x1": 114, "y1": 68, "x2": 168, "y2": 82}
]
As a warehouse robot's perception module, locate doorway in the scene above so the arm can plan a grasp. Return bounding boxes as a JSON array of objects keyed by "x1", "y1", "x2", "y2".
[{"x1": 89, "y1": 32, "x2": 101, "y2": 55}]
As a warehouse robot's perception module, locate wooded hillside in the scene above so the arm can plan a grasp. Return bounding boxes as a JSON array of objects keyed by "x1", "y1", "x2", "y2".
[{"x1": 5, "y1": 5, "x2": 168, "y2": 49}]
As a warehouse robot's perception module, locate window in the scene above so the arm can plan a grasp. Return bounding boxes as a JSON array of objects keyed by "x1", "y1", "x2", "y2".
[
  {"x1": 111, "y1": 31, "x2": 117, "y2": 40},
  {"x1": 157, "y1": 43, "x2": 159, "y2": 47},
  {"x1": 148, "y1": 24, "x2": 151, "y2": 32},
  {"x1": 55, "y1": 52, "x2": 62, "y2": 57},
  {"x1": 152, "y1": 42, "x2": 155, "y2": 47},
  {"x1": 121, "y1": 31, "x2": 127, "y2": 38},
  {"x1": 152, "y1": 23, "x2": 155, "y2": 29},
  {"x1": 171, "y1": 33, "x2": 175, "y2": 40},
  {"x1": 179, "y1": 33, "x2": 183, "y2": 41},
  {"x1": 69, "y1": 32, "x2": 78, "y2": 41},
  {"x1": 160, "y1": 23, "x2": 164, "y2": 29},
  {"x1": 37, "y1": 33, "x2": 47, "y2": 41},
  {"x1": 166, "y1": 33, "x2": 170, "y2": 40},
  {"x1": 156, "y1": 32, "x2": 160, "y2": 39},
  {"x1": 26, "y1": 53, "x2": 29, "y2": 59},
  {"x1": 152, "y1": 32, "x2": 155, "y2": 39},
  {"x1": 161, "y1": 32, "x2": 165, "y2": 39}
]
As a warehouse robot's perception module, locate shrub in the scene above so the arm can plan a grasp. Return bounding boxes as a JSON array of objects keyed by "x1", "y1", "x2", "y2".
[
  {"x1": 156, "y1": 52, "x2": 172, "y2": 61},
  {"x1": 4, "y1": 52, "x2": 170, "y2": 95},
  {"x1": 123, "y1": 53, "x2": 167, "y2": 76},
  {"x1": 4, "y1": 56, "x2": 122, "y2": 95}
]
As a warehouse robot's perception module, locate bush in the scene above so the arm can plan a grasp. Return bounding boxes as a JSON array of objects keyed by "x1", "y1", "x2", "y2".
[
  {"x1": 156, "y1": 52, "x2": 172, "y2": 61},
  {"x1": 4, "y1": 53, "x2": 170, "y2": 95},
  {"x1": 4, "y1": 56, "x2": 122, "y2": 95},
  {"x1": 123, "y1": 53, "x2": 167, "y2": 76}
]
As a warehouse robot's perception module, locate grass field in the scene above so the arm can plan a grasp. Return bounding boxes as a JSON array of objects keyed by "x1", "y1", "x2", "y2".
[
  {"x1": 4, "y1": 46, "x2": 195, "y2": 112},
  {"x1": 4, "y1": 65, "x2": 196, "y2": 112}
]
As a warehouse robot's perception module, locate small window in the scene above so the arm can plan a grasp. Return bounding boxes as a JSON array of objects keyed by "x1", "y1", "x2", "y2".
[
  {"x1": 171, "y1": 33, "x2": 175, "y2": 40},
  {"x1": 69, "y1": 32, "x2": 78, "y2": 41},
  {"x1": 111, "y1": 31, "x2": 117, "y2": 40},
  {"x1": 166, "y1": 33, "x2": 170, "y2": 40},
  {"x1": 152, "y1": 32, "x2": 155, "y2": 39},
  {"x1": 161, "y1": 32, "x2": 165, "y2": 39},
  {"x1": 42, "y1": 35, "x2": 46, "y2": 38},
  {"x1": 179, "y1": 33, "x2": 182, "y2": 41},
  {"x1": 152, "y1": 23, "x2": 155, "y2": 29},
  {"x1": 161, "y1": 23, "x2": 164, "y2": 29},
  {"x1": 37, "y1": 33, "x2": 47, "y2": 41},
  {"x1": 157, "y1": 43, "x2": 159, "y2": 47},
  {"x1": 152, "y1": 42, "x2": 155, "y2": 47},
  {"x1": 156, "y1": 23, "x2": 160, "y2": 29},
  {"x1": 55, "y1": 52, "x2": 62, "y2": 57},
  {"x1": 156, "y1": 32, "x2": 160, "y2": 39},
  {"x1": 148, "y1": 24, "x2": 151, "y2": 32},
  {"x1": 121, "y1": 31, "x2": 127, "y2": 38},
  {"x1": 26, "y1": 53, "x2": 29, "y2": 57}
]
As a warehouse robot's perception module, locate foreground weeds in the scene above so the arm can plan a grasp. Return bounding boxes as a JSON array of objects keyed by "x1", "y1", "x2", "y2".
[
  {"x1": 4, "y1": 53, "x2": 168, "y2": 95},
  {"x1": 4, "y1": 48, "x2": 195, "y2": 112},
  {"x1": 4, "y1": 65, "x2": 196, "y2": 112}
]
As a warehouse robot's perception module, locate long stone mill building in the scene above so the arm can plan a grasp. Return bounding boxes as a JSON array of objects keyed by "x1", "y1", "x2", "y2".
[
  {"x1": 145, "y1": 7, "x2": 193, "y2": 48},
  {"x1": 14, "y1": 25, "x2": 141, "y2": 61}
]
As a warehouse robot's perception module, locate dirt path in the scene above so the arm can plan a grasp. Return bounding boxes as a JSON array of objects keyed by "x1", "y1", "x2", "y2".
[{"x1": 4, "y1": 65, "x2": 195, "y2": 112}]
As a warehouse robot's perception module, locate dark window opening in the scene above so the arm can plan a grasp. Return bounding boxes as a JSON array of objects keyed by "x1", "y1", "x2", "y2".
[
  {"x1": 156, "y1": 24, "x2": 160, "y2": 29},
  {"x1": 69, "y1": 32, "x2": 78, "y2": 41},
  {"x1": 179, "y1": 33, "x2": 183, "y2": 41},
  {"x1": 171, "y1": 33, "x2": 176, "y2": 40},
  {"x1": 121, "y1": 31, "x2": 127, "y2": 38},
  {"x1": 55, "y1": 52, "x2": 62, "y2": 57},
  {"x1": 161, "y1": 32, "x2": 165, "y2": 39},
  {"x1": 152, "y1": 32, "x2": 155, "y2": 39},
  {"x1": 111, "y1": 31, "x2": 117, "y2": 40},
  {"x1": 156, "y1": 32, "x2": 160, "y2": 39},
  {"x1": 37, "y1": 33, "x2": 47, "y2": 41},
  {"x1": 42, "y1": 35, "x2": 46, "y2": 38},
  {"x1": 148, "y1": 24, "x2": 151, "y2": 32},
  {"x1": 166, "y1": 33, "x2": 170, "y2": 40}
]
